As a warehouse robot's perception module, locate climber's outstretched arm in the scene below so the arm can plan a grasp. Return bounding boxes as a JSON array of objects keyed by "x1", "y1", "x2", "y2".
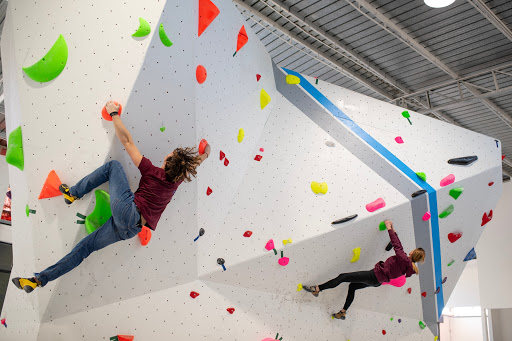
[{"x1": 106, "y1": 101, "x2": 142, "y2": 168}]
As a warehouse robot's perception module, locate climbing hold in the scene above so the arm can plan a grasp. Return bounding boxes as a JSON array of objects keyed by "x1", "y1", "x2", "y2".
[
  {"x1": 254, "y1": 155, "x2": 263, "y2": 161},
  {"x1": 395, "y1": 136, "x2": 404, "y2": 144},
  {"x1": 5, "y1": 126, "x2": 24, "y2": 171},
  {"x1": 190, "y1": 291, "x2": 200, "y2": 299},
  {"x1": 159, "y1": 23, "x2": 173, "y2": 47},
  {"x1": 237, "y1": 128, "x2": 244, "y2": 143},
  {"x1": 402, "y1": 110, "x2": 412, "y2": 124},
  {"x1": 278, "y1": 256, "x2": 289, "y2": 266},
  {"x1": 448, "y1": 156, "x2": 478, "y2": 166},
  {"x1": 259, "y1": 148, "x2": 265, "y2": 152},
  {"x1": 379, "y1": 221, "x2": 387, "y2": 231},
  {"x1": 224, "y1": 158, "x2": 229, "y2": 166},
  {"x1": 22, "y1": 34, "x2": 68, "y2": 83},
  {"x1": 297, "y1": 283, "x2": 303, "y2": 291},
  {"x1": 442, "y1": 277, "x2": 447, "y2": 284},
  {"x1": 256, "y1": 74, "x2": 261, "y2": 81},
  {"x1": 282, "y1": 239, "x2": 292, "y2": 245},
  {"x1": 366, "y1": 198, "x2": 386, "y2": 212},
  {"x1": 243, "y1": 231, "x2": 252, "y2": 237},
  {"x1": 419, "y1": 321, "x2": 426, "y2": 330},
  {"x1": 332, "y1": 214, "x2": 358, "y2": 225},
  {"x1": 206, "y1": 187, "x2": 212, "y2": 196},
  {"x1": 407, "y1": 288, "x2": 412, "y2": 294},
  {"x1": 440, "y1": 174, "x2": 455, "y2": 187},
  {"x1": 1, "y1": 318, "x2": 6, "y2": 328},
  {"x1": 132, "y1": 18, "x2": 151, "y2": 37},
  {"x1": 390, "y1": 318, "x2": 393, "y2": 321},
  {"x1": 488, "y1": 182, "x2": 494, "y2": 186},
  {"x1": 311, "y1": 181, "x2": 328, "y2": 195},
  {"x1": 85, "y1": 190, "x2": 112, "y2": 235},
  {"x1": 198, "y1": 139, "x2": 208, "y2": 155},
  {"x1": 385, "y1": 241, "x2": 393, "y2": 252},
  {"x1": 198, "y1": 0, "x2": 220, "y2": 36},
  {"x1": 325, "y1": 141, "x2": 335, "y2": 147},
  {"x1": 25, "y1": 205, "x2": 36, "y2": 217},
  {"x1": 435, "y1": 337, "x2": 438, "y2": 341},
  {"x1": 160, "y1": 127, "x2": 166, "y2": 132},
  {"x1": 350, "y1": 247, "x2": 361, "y2": 263},
  {"x1": 265, "y1": 239, "x2": 277, "y2": 255},
  {"x1": 481, "y1": 210, "x2": 493, "y2": 226},
  {"x1": 220, "y1": 150, "x2": 225, "y2": 160},
  {"x1": 502, "y1": 155, "x2": 506, "y2": 160},
  {"x1": 447, "y1": 260, "x2": 455, "y2": 266},
  {"x1": 285, "y1": 75, "x2": 300, "y2": 85},
  {"x1": 227, "y1": 307, "x2": 235, "y2": 314},
  {"x1": 412, "y1": 189, "x2": 427, "y2": 197},
  {"x1": 217, "y1": 258, "x2": 226, "y2": 271},
  {"x1": 398, "y1": 319, "x2": 402, "y2": 323},
  {"x1": 233, "y1": 25, "x2": 248, "y2": 56},
  {"x1": 196, "y1": 65, "x2": 207, "y2": 84},
  {"x1": 114, "y1": 336, "x2": 134, "y2": 341},
  {"x1": 435, "y1": 287, "x2": 440, "y2": 294},
  {"x1": 194, "y1": 228, "x2": 205, "y2": 242},
  {"x1": 416, "y1": 172, "x2": 427, "y2": 181},
  {"x1": 448, "y1": 232, "x2": 462, "y2": 243},
  {"x1": 422, "y1": 212, "x2": 431, "y2": 221},
  {"x1": 38, "y1": 170, "x2": 62, "y2": 199},
  {"x1": 439, "y1": 204, "x2": 454, "y2": 218},
  {"x1": 260, "y1": 89, "x2": 271, "y2": 110},
  {"x1": 464, "y1": 248, "x2": 477, "y2": 261},
  {"x1": 382, "y1": 275, "x2": 406, "y2": 287},
  {"x1": 449, "y1": 187, "x2": 464, "y2": 200},
  {"x1": 422, "y1": 292, "x2": 427, "y2": 297},
  {"x1": 138, "y1": 226, "x2": 152, "y2": 246},
  {"x1": 102, "y1": 102, "x2": 123, "y2": 121},
  {"x1": 382, "y1": 330, "x2": 386, "y2": 335}
]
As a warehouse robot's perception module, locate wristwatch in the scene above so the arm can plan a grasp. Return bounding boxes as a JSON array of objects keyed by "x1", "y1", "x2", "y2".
[{"x1": 109, "y1": 111, "x2": 119, "y2": 117}]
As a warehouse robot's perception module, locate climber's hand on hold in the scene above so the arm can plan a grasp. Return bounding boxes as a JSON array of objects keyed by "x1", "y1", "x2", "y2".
[
  {"x1": 384, "y1": 220, "x2": 394, "y2": 231},
  {"x1": 106, "y1": 100, "x2": 120, "y2": 116},
  {"x1": 198, "y1": 144, "x2": 211, "y2": 165}
]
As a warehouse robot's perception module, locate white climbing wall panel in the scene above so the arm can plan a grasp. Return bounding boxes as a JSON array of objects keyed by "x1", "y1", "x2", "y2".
[{"x1": 0, "y1": 0, "x2": 501, "y2": 340}]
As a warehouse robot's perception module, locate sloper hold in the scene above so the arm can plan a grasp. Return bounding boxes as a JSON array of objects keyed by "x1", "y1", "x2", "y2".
[
  {"x1": 198, "y1": 0, "x2": 220, "y2": 37},
  {"x1": 22, "y1": 34, "x2": 68, "y2": 82},
  {"x1": 85, "y1": 190, "x2": 112, "y2": 235},
  {"x1": 449, "y1": 187, "x2": 464, "y2": 200},
  {"x1": 234, "y1": 25, "x2": 248, "y2": 54},
  {"x1": 285, "y1": 75, "x2": 300, "y2": 84},
  {"x1": 159, "y1": 23, "x2": 173, "y2": 47},
  {"x1": 332, "y1": 214, "x2": 357, "y2": 225},
  {"x1": 464, "y1": 248, "x2": 477, "y2": 261},
  {"x1": 311, "y1": 181, "x2": 328, "y2": 194},
  {"x1": 366, "y1": 198, "x2": 386, "y2": 212},
  {"x1": 132, "y1": 18, "x2": 151, "y2": 37},
  {"x1": 350, "y1": 247, "x2": 361, "y2": 262},
  {"x1": 439, "y1": 205, "x2": 454, "y2": 218},
  {"x1": 260, "y1": 89, "x2": 271, "y2": 109},
  {"x1": 416, "y1": 172, "x2": 427, "y2": 181},
  {"x1": 38, "y1": 170, "x2": 62, "y2": 199},
  {"x1": 440, "y1": 174, "x2": 455, "y2": 187},
  {"x1": 448, "y1": 155, "x2": 478, "y2": 166},
  {"x1": 5, "y1": 126, "x2": 24, "y2": 171}
]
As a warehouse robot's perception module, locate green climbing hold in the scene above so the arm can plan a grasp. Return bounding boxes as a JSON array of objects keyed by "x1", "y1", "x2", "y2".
[
  {"x1": 379, "y1": 221, "x2": 387, "y2": 231},
  {"x1": 159, "y1": 23, "x2": 173, "y2": 47},
  {"x1": 402, "y1": 110, "x2": 412, "y2": 125},
  {"x1": 447, "y1": 260, "x2": 455, "y2": 266},
  {"x1": 419, "y1": 321, "x2": 426, "y2": 329},
  {"x1": 416, "y1": 172, "x2": 427, "y2": 181},
  {"x1": 132, "y1": 18, "x2": 151, "y2": 37},
  {"x1": 160, "y1": 127, "x2": 166, "y2": 132},
  {"x1": 439, "y1": 205, "x2": 454, "y2": 219},
  {"x1": 449, "y1": 187, "x2": 464, "y2": 200},
  {"x1": 85, "y1": 190, "x2": 112, "y2": 234},
  {"x1": 22, "y1": 34, "x2": 68, "y2": 83},
  {"x1": 390, "y1": 317, "x2": 393, "y2": 321},
  {"x1": 6, "y1": 126, "x2": 24, "y2": 171}
]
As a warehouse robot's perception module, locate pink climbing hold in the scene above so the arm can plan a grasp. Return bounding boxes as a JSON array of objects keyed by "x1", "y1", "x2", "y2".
[
  {"x1": 259, "y1": 148, "x2": 264, "y2": 152},
  {"x1": 366, "y1": 198, "x2": 386, "y2": 212},
  {"x1": 278, "y1": 257, "x2": 289, "y2": 266},
  {"x1": 382, "y1": 275, "x2": 406, "y2": 287},
  {"x1": 448, "y1": 232, "x2": 462, "y2": 243},
  {"x1": 440, "y1": 174, "x2": 455, "y2": 187},
  {"x1": 265, "y1": 239, "x2": 275, "y2": 251},
  {"x1": 422, "y1": 212, "x2": 431, "y2": 221},
  {"x1": 395, "y1": 136, "x2": 404, "y2": 144}
]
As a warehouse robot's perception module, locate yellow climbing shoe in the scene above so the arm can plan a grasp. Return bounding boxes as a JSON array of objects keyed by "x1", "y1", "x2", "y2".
[
  {"x1": 59, "y1": 184, "x2": 78, "y2": 204},
  {"x1": 12, "y1": 277, "x2": 40, "y2": 293}
]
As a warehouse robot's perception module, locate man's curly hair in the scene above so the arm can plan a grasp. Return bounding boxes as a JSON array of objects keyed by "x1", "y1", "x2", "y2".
[{"x1": 164, "y1": 147, "x2": 201, "y2": 183}]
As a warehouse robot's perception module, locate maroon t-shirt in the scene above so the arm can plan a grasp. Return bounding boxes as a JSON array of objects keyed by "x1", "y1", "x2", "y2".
[
  {"x1": 374, "y1": 230, "x2": 415, "y2": 283},
  {"x1": 133, "y1": 157, "x2": 182, "y2": 230}
]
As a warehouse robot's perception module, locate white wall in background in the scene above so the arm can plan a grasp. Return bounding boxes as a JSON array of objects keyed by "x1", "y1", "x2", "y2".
[
  {"x1": 445, "y1": 260, "x2": 480, "y2": 308},
  {"x1": 440, "y1": 316, "x2": 483, "y2": 341}
]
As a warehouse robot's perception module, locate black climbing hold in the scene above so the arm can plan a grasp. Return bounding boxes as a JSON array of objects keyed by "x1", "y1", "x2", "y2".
[
  {"x1": 495, "y1": 139, "x2": 499, "y2": 147},
  {"x1": 448, "y1": 156, "x2": 478, "y2": 166},
  {"x1": 76, "y1": 212, "x2": 86, "y2": 219},
  {"x1": 217, "y1": 258, "x2": 225, "y2": 265},
  {"x1": 332, "y1": 214, "x2": 358, "y2": 225},
  {"x1": 412, "y1": 190, "x2": 427, "y2": 198},
  {"x1": 435, "y1": 287, "x2": 440, "y2": 294},
  {"x1": 385, "y1": 241, "x2": 393, "y2": 252},
  {"x1": 199, "y1": 228, "x2": 205, "y2": 236}
]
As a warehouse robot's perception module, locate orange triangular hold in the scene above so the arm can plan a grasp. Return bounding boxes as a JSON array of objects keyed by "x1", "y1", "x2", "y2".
[
  {"x1": 236, "y1": 25, "x2": 248, "y2": 53},
  {"x1": 38, "y1": 170, "x2": 63, "y2": 199},
  {"x1": 117, "y1": 336, "x2": 134, "y2": 341},
  {"x1": 198, "y1": 0, "x2": 220, "y2": 37},
  {"x1": 138, "y1": 226, "x2": 152, "y2": 246}
]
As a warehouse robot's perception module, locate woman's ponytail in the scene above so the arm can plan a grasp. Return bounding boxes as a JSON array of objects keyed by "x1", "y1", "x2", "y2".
[{"x1": 410, "y1": 248, "x2": 426, "y2": 275}]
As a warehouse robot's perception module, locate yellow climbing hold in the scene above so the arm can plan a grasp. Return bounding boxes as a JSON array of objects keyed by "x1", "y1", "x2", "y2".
[
  {"x1": 283, "y1": 238, "x2": 292, "y2": 245},
  {"x1": 311, "y1": 181, "x2": 328, "y2": 194},
  {"x1": 260, "y1": 89, "x2": 271, "y2": 110},
  {"x1": 237, "y1": 128, "x2": 245, "y2": 143},
  {"x1": 297, "y1": 283, "x2": 303, "y2": 291},
  {"x1": 434, "y1": 337, "x2": 438, "y2": 341},
  {"x1": 286, "y1": 75, "x2": 300, "y2": 85},
  {"x1": 350, "y1": 247, "x2": 361, "y2": 263}
]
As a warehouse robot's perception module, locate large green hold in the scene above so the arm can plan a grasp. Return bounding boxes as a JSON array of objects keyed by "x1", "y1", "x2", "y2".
[
  {"x1": 6, "y1": 126, "x2": 24, "y2": 171},
  {"x1": 159, "y1": 23, "x2": 173, "y2": 47},
  {"x1": 85, "y1": 190, "x2": 112, "y2": 234},
  {"x1": 22, "y1": 34, "x2": 68, "y2": 83},
  {"x1": 132, "y1": 18, "x2": 151, "y2": 37},
  {"x1": 379, "y1": 221, "x2": 387, "y2": 231},
  {"x1": 439, "y1": 204, "x2": 454, "y2": 218},
  {"x1": 449, "y1": 187, "x2": 464, "y2": 200},
  {"x1": 416, "y1": 172, "x2": 427, "y2": 181}
]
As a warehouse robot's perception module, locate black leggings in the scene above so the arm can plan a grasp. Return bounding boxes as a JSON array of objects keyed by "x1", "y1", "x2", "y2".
[{"x1": 318, "y1": 270, "x2": 381, "y2": 311}]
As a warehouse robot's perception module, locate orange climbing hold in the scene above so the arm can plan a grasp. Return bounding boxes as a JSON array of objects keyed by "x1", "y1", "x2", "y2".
[
  {"x1": 138, "y1": 226, "x2": 152, "y2": 246},
  {"x1": 117, "y1": 336, "x2": 134, "y2": 341},
  {"x1": 38, "y1": 170, "x2": 63, "y2": 199},
  {"x1": 234, "y1": 25, "x2": 248, "y2": 55},
  {"x1": 102, "y1": 102, "x2": 123, "y2": 122},
  {"x1": 198, "y1": 0, "x2": 220, "y2": 37},
  {"x1": 196, "y1": 65, "x2": 207, "y2": 84}
]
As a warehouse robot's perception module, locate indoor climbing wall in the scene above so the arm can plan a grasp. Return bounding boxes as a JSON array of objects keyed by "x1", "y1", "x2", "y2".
[{"x1": 0, "y1": 0, "x2": 501, "y2": 340}]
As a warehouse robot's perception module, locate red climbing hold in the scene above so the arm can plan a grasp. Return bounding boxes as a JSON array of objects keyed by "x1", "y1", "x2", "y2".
[
  {"x1": 198, "y1": 139, "x2": 208, "y2": 155},
  {"x1": 243, "y1": 231, "x2": 252, "y2": 237},
  {"x1": 117, "y1": 336, "x2": 134, "y2": 341},
  {"x1": 220, "y1": 150, "x2": 225, "y2": 160},
  {"x1": 422, "y1": 292, "x2": 427, "y2": 297},
  {"x1": 38, "y1": 170, "x2": 63, "y2": 199},
  {"x1": 138, "y1": 226, "x2": 152, "y2": 246},
  {"x1": 235, "y1": 26, "x2": 248, "y2": 54},
  {"x1": 488, "y1": 182, "x2": 494, "y2": 186},
  {"x1": 407, "y1": 288, "x2": 412, "y2": 294},
  {"x1": 190, "y1": 291, "x2": 200, "y2": 299},
  {"x1": 259, "y1": 148, "x2": 264, "y2": 152},
  {"x1": 224, "y1": 158, "x2": 229, "y2": 166},
  {"x1": 448, "y1": 232, "x2": 462, "y2": 243},
  {"x1": 382, "y1": 330, "x2": 386, "y2": 335},
  {"x1": 502, "y1": 155, "x2": 505, "y2": 160},
  {"x1": 196, "y1": 65, "x2": 207, "y2": 84},
  {"x1": 256, "y1": 74, "x2": 261, "y2": 82},
  {"x1": 198, "y1": 0, "x2": 220, "y2": 37},
  {"x1": 207, "y1": 187, "x2": 212, "y2": 196},
  {"x1": 481, "y1": 210, "x2": 493, "y2": 226},
  {"x1": 227, "y1": 308, "x2": 235, "y2": 314},
  {"x1": 254, "y1": 155, "x2": 262, "y2": 161}
]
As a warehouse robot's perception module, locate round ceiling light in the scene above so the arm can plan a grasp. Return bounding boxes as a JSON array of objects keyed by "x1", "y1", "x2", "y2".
[{"x1": 424, "y1": 0, "x2": 456, "y2": 8}]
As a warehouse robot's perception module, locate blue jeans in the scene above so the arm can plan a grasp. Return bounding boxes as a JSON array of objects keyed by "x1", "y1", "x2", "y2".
[{"x1": 36, "y1": 160, "x2": 141, "y2": 287}]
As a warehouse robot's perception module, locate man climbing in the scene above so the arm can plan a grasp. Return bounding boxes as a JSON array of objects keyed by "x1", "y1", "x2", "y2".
[{"x1": 12, "y1": 100, "x2": 211, "y2": 292}]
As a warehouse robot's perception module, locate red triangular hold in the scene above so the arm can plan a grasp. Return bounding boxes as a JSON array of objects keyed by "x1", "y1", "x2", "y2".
[
  {"x1": 235, "y1": 25, "x2": 248, "y2": 53},
  {"x1": 481, "y1": 210, "x2": 493, "y2": 226},
  {"x1": 224, "y1": 158, "x2": 229, "y2": 166},
  {"x1": 38, "y1": 170, "x2": 63, "y2": 199},
  {"x1": 117, "y1": 336, "x2": 134, "y2": 341},
  {"x1": 198, "y1": 0, "x2": 220, "y2": 37},
  {"x1": 256, "y1": 74, "x2": 261, "y2": 81},
  {"x1": 138, "y1": 226, "x2": 152, "y2": 246},
  {"x1": 220, "y1": 150, "x2": 225, "y2": 160}
]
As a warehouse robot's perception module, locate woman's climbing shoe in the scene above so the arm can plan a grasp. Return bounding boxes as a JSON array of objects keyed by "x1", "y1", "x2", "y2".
[
  {"x1": 303, "y1": 285, "x2": 320, "y2": 297},
  {"x1": 59, "y1": 184, "x2": 78, "y2": 204},
  {"x1": 332, "y1": 310, "x2": 346, "y2": 320},
  {"x1": 12, "y1": 277, "x2": 40, "y2": 293}
]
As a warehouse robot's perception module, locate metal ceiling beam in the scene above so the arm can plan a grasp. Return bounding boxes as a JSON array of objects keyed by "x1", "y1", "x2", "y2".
[{"x1": 466, "y1": 0, "x2": 512, "y2": 42}]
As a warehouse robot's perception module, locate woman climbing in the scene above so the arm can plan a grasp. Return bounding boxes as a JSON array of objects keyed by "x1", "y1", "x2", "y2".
[
  {"x1": 12, "y1": 100, "x2": 211, "y2": 293},
  {"x1": 303, "y1": 220, "x2": 425, "y2": 320}
]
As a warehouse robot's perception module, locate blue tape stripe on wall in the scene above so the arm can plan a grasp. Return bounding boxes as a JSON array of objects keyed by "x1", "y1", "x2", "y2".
[{"x1": 282, "y1": 67, "x2": 445, "y2": 318}]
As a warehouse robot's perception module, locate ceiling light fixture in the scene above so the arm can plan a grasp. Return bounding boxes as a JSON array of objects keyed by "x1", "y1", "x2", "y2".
[{"x1": 424, "y1": 0, "x2": 456, "y2": 8}]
